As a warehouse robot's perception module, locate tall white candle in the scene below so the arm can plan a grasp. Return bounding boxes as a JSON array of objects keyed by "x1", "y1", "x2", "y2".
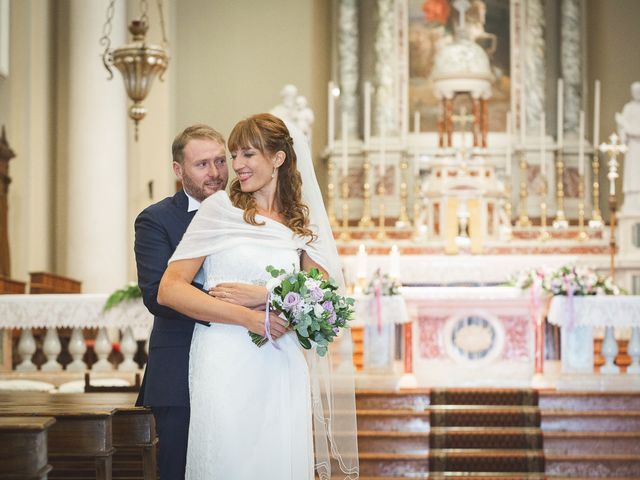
[
  {"x1": 389, "y1": 244, "x2": 400, "y2": 279},
  {"x1": 341, "y1": 112, "x2": 348, "y2": 177},
  {"x1": 557, "y1": 78, "x2": 564, "y2": 149},
  {"x1": 506, "y1": 111, "x2": 512, "y2": 176},
  {"x1": 593, "y1": 79, "x2": 601, "y2": 148},
  {"x1": 356, "y1": 244, "x2": 367, "y2": 279},
  {"x1": 578, "y1": 110, "x2": 585, "y2": 176},
  {"x1": 610, "y1": 170, "x2": 616, "y2": 196},
  {"x1": 520, "y1": 87, "x2": 526, "y2": 146},
  {"x1": 414, "y1": 111, "x2": 420, "y2": 134},
  {"x1": 364, "y1": 82, "x2": 372, "y2": 147},
  {"x1": 379, "y1": 122, "x2": 386, "y2": 177},
  {"x1": 540, "y1": 115, "x2": 546, "y2": 176},
  {"x1": 328, "y1": 81, "x2": 335, "y2": 150}
]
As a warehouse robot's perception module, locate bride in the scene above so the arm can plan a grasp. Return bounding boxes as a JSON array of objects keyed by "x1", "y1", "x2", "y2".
[{"x1": 157, "y1": 113, "x2": 359, "y2": 479}]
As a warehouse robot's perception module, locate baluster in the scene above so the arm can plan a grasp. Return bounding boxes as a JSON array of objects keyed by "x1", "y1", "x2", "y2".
[
  {"x1": 626, "y1": 326, "x2": 640, "y2": 374},
  {"x1": 118, "y1": 327, "x2": 138, "y2": 372},
  {"x1": 41, "y1": 328, "x2": 62, "y2": 372},
  {"x1": 67, "y1": 327, "x2": 88, "y2": 372},
  {"x1": 92, "y1": 327, "x2": 114, "y2": 372},
  {"x1": 16, "y1": 329, "x2": 37, "y2": 372},
  {"x1": 600, "y1": 325, "x2": 619, "y2": 374}
]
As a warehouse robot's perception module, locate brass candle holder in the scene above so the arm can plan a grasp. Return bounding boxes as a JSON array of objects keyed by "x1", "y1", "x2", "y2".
[
  {"x1": 539, "y1": 174, "x2": 550, "y2": 241},
  {"x1": 516, "y1": 149, "x2": 532, "y2": 227},
  {"x1": 576, "y1": 173, "x2": 588, "y2": 241},
  {"x1": 376, "y1": 180, "x2": 387, "y2": 240},
  {"x1": 552, "y1": 150, "x2": 569, "y2": 228},
  {"x1": 358, "y1": 154, "x2": 374, "y2": 228},
  {"x1": 504, "y1": 176, "x2": 513, "y2": 228},
  {"x1": 326, "y1": 158, "x2": 338, "y2": 228},
  {"x1": 589, "y1": 151, "x2": 604, "y2": 229},
  {"x1": 396, "y1": 157, "x2": 410, "y2": 228},
  {"x1": 339, "y1": 179, "x2": 351, "y2": 241}
]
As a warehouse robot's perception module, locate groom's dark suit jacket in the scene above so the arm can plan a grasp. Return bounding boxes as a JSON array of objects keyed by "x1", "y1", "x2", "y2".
[{"x1": 135, "y1": 189, "x2": 206, "y2": 407}]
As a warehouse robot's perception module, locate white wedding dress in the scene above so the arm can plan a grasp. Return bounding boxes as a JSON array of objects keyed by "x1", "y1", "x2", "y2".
[{"x1": 181, "y1": 195, "x2": 314, "y2": 479}]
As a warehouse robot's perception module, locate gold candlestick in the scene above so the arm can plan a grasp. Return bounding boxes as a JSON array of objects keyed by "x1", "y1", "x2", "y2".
[
  {"x1": 553, "y1": 150, "x2": 569, "y2": 228},
  {"x1": 327, "y1": 159, "x2": 338, "y2": 227},
  {"x1": 589, "y1": 151, "x2": 604, "y2": 228},
  {"x1": 339, "y1": 180, "x2": 351, "y2": 241},
  {"x1": 358, "y1": 154, "x2": 374, "y2": 227},
  {"x1": 504, "y1": 177, "x2": 513, "y2": 227},
  {"x1": 396, "y1": 157, "x2": 410, "y2": 228},
  {"x1": 576, "y1": 173, "x2": 588, "y2": 241},
  {"x1": 376, "y1": 181, "x2": 387, "y2": 240},
  {"x1": 516, "y1": 149, "x2": 532, "y2": 226},
  {"x1": 539, "y1": 175, "x2": 550, "y2": 241}
]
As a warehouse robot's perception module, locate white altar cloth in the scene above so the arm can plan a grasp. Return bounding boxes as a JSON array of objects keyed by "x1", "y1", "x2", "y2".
[
  {"x1": 547, "y1": 295, "x2": 640, "y2": 328},
  {"x1": 0, "y1": 294, "x2": 153, "y2": 331}
]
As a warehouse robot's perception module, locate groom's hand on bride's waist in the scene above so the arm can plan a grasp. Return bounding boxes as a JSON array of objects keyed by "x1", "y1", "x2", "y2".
[{"x1": 208, "y1": 283, "x2": 267, "y2": 309}]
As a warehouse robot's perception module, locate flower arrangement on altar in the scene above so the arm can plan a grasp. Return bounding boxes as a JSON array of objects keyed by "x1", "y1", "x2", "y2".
[
  {"x1": 509, "y1": 265, "x2": 625, "y2": 296},
  {"x1": 364, "y1": 268, "x2": 402, "y2": 296}
]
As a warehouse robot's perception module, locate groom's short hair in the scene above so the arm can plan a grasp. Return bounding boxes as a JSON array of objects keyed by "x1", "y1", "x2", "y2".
[{"x1": 172, "y1": 124, "x2": 226, "y2": 164}]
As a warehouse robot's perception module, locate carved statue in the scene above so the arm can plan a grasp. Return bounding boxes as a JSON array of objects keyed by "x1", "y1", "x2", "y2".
[
  {"x1": 0, "y1": 126, "x2": 16, "y2": 277},
  {"x1": 616, "y1": 82, "x2": 640, "y2": 212},
  {"x1": 270, "y1": 84, "x2": 298, "y2": 123}
]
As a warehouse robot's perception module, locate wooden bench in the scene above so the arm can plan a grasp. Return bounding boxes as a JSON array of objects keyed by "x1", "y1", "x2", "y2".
[
  {"x1": 0, "y1": 416, "x2": 55, "y2": 479},
  {"x1": 0, "y1": 392, "x2": 156, "y2": 480},
  {"x1": 0, "y1": 404, "x2": 115, "y2": 480}
]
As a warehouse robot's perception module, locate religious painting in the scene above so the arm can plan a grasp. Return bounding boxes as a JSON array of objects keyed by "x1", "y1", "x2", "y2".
[{"x1": 408, "y1": 0, "x2": 511, "y2": 132}]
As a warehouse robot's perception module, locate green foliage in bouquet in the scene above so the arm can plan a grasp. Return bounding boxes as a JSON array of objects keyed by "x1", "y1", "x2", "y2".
[
  {"x1": 104, "y1": 282, "x2": 142, "y2": 311},
  {"x1": 250, "y1": 265, "x2": 355, "y2": 356}
]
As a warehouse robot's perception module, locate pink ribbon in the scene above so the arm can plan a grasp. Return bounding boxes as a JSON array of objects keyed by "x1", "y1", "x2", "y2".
[{"x1": 374, "y1": 281, "x2": 382, "y2": 334}]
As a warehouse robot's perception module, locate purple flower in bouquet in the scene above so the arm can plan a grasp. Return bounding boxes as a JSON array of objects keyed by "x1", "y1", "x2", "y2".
[
  {"x1": 283, "y1": 292, "x2": 302, "y2": 311},
  {"x1": 309, "y1": 286, "x2": 324, "y2": 302}
]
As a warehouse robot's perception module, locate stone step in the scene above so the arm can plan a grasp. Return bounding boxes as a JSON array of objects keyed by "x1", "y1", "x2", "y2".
[
  {"x1": 539, "y1": 390, "x2": 640, "y2": 410},
  {"x1": 545, "y1": 454, "x2": 640, "y2": 477},
  {"x1": 541, "y1": 409, "x2": 640, "y2": 431},
  {"x1": 358, "y1": 431, "x2": 429, "y2": 454},
  {"x1": 429, "y1": 449, "x2": 545, "y2": 473},
  {"x1": 356, "y1": 389, "x2": 431, "y2": 410},
  {"x1": 544, "y1": 431, "x2": 640, "y2": 455},
  {"x1": 358, "y1": 452, "x2": 429, "y2": 477},
  {"x1": 357, "y1": 474, "x2": 546, "y2": 480},
  {"x1": 357, "y1": 409, "x2": 430, "y2": 432}
]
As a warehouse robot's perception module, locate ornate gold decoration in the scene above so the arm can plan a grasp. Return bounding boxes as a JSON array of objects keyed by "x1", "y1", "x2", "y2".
[
  {"x1": 101, "y1": 0, "x2": 169, "y2": 140},
  {"x1": 538, "y1": 174, "x2": 550, "y2": 241},
  {"x1": 576, "y1": 173, "x2": 588, "y2": 241},
  {"x1": 552, "y1": 150, "x2": 568, "y2": 228},
  {"x1": 516, "y1": 149, "x2": 532, "y2": 227},
  {"x1": 339, "y1": 180, "x2": 351, "y2": 241},
  {"x1": 358, "y1": 154, "x2": 374, "y2": 228},
  {"x1": 396, "y1": 157, "x2": 410, "y2": 228},
  {"x1": 589, "y1": 150, "x2": 604, "y2": 229}
]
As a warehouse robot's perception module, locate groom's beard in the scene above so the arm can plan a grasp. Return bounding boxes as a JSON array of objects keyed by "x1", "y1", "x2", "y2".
[{"x1": 182, "y1": 175, "x2": 226, "y2": 202}]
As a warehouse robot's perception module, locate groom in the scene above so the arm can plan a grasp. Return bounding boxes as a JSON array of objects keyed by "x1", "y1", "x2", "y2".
[{"x1": 134, "y1": 124, "x2": 228, "y2": 479}]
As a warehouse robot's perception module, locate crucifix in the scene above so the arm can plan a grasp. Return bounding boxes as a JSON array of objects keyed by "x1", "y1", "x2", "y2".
[
  {"x1": 599, "y1": 133, "x2": 628, "y2": 277},
  {"x1": 451, "y1": 106, "x2": 475, "y2": 155}
]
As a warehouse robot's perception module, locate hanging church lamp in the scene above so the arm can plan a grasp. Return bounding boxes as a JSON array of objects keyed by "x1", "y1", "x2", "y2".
[{"x1": 100, "y1": 0, "x2": 169, "y2": 140}]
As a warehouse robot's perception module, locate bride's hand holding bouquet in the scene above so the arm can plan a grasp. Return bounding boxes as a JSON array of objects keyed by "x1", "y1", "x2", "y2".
[{"x1": 249, "y1": 265, "x2": 355, "y2": 357}]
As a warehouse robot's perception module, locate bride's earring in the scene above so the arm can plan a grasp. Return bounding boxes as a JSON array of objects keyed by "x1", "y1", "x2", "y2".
[{"x1": 271, "y1": 166, "x2": 277, "y2": 178}]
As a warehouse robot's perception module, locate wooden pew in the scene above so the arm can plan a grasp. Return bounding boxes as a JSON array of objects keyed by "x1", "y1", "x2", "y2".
[
  {"x1": 0, "y1": 416, "x2": 55, "y2": 479},
  {"x1": 0, "y1": 392, "x2": 156, "y2": 480},
  {"x1": 0, "y1": 404, "x2": 115, "y2": 480}
]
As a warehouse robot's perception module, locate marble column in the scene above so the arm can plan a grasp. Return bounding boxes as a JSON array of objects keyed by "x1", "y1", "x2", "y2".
[
  {"x1": 374, "y1": 0, "x2": 396, "y2": 136},
  {"x1": 66, "y1": 0, "x2": 128, "y2": 292},
  {"x1": 561, "y1": 0, "x2": 582, "y2": 136},
  {"x1": 339, "y1": 0, "x2": 359, "y2": 137},
  {"x1": 524, "y1": 0, "x2": 546, "y2": 132}
]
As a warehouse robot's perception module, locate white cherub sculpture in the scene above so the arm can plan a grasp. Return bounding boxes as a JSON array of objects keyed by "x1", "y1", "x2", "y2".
[{"x1": 616, "y1": 81, "x2": 640, "y2": 212}]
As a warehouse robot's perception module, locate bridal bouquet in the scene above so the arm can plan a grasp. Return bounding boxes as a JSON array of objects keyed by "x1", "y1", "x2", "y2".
[{"x1": 249, "y1": 265, "x2": 355, "y2": 356}]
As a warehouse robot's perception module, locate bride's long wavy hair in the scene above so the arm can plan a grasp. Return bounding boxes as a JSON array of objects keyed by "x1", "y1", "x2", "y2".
[{"x1": 228, "y1": 113, "x2": 314, "y2": 240}]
